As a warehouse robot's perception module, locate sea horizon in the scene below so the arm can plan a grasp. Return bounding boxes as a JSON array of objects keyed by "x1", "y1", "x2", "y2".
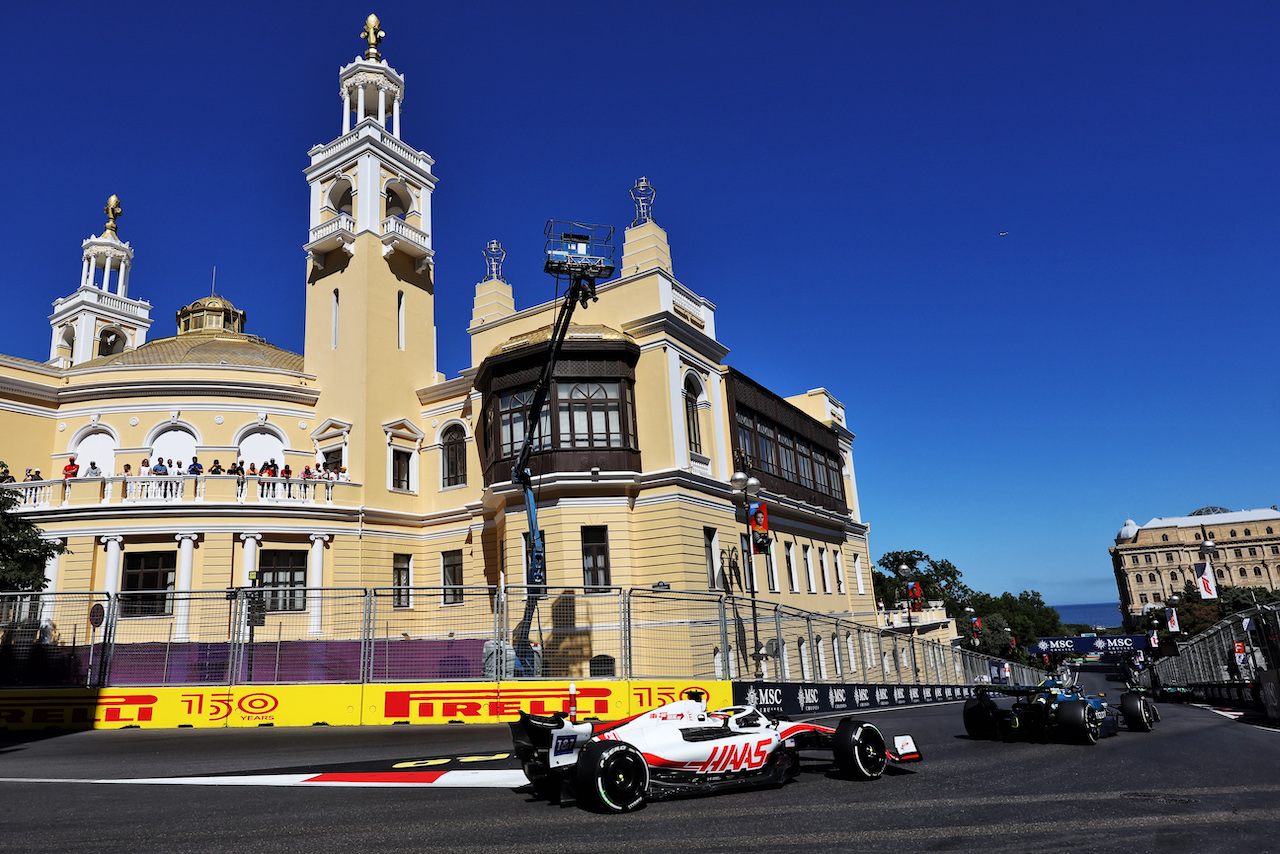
[{"x1": 1051, "y1": 601, "x2": 1124, "y2": 629}]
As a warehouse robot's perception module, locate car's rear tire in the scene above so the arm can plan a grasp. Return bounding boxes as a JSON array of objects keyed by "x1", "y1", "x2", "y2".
[
  {"x1": 1120, "y1": 692, "x2": 1153, "y2": 732},
  {"x1": 833, "y1": 719, "x2": 887, "y2": 780},
  {"x1": 1057, "y1": 699, "x2": 1099, "y2": 745},
  {"x1": 963, "y1": 696, "x2": 999, "y2": 740},
  {"x1": 576, "y1": 740, "x2": 648, "y2": 813}
]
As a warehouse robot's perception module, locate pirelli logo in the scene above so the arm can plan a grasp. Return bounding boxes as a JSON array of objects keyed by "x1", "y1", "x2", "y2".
[
  {"x1": 383, "y1": 686, "x2": 613, "y2": 719},
  {"x1": 0, "y1": 694, "x2": 157, "y2": 725}
]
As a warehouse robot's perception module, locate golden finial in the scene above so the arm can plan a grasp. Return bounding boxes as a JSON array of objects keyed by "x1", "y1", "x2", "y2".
[
  {"x1": 103, "y1": 194, "x2": 122, "y2": 237},
  {"x1": 361, "y1": 14, "x2": 385, "y2": 61}
]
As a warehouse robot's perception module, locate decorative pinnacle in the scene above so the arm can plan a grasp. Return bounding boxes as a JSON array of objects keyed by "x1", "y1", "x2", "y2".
[
  {"x1": 361, "y1": 14, "x2": 385, "y2": 61},
  {"x1": 630, "y1": 177, "x2": 656, "y2": 227},
  {"x1": 483, "y1": 240, "x2": 506, "y2": 282},
  {"x1": 103, "y1": 194, "x2": 122, "y2": 237}
]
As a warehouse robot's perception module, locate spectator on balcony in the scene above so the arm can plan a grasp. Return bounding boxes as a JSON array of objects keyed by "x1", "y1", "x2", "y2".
[
  {"x1": 118, "y1": 463, "x2": 132, "y2": 477},
  {"x1": 151, "y1": 458, "x2": 168, "y2": 475},
  {"x1": 139, "y1": 457, "x2": 151, "y2": 477},
  {"x1": 338, "y1": 466, "x2": 350, "y2": 482},
  {"x1": 209, "y1": 459, "x2": 224, "y2": 475},
  {"x1": 281, "y1": 463, "x2": 293, "y2": 479},
  {"x1": 187, "y1": 457, "x2": 203, "y2": 475},
  {"x1": 266, "y1": 459, "x2": 279, "y2": 477},
  {"x1": 172, "y1": 460, "x2": 183, "y2": 475},
  {"x1": 85, "y1": 461, "x2": 103, "y2": 477},
  {"x1": 28, "y1": 469, "x2": 42, "y2": 481},
  {"x1": 247, "y1": 463, "x2": 257, "y2": 477},
  {"x1": 302, "y1": 466, "x2": 314, "y2": 479},
  {"x1": 0, "y1": 464, "x2": 14, "y2": 483},
  {"x1": 62, "y1": 457, "x2": 80, "y2": 479}
]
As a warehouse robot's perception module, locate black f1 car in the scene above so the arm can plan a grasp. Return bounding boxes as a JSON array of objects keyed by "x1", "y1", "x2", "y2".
[
  {"x1": 511, "y1": 691, "x2": 921, "y2": 812},
  {"x1": 963, "y1": 676, "x2": 1159, "y2": 745}
]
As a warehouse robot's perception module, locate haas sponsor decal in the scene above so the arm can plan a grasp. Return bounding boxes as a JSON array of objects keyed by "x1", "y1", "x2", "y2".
[{"x1": 695, "y1": 738, "x2": 773, "y2": 773}]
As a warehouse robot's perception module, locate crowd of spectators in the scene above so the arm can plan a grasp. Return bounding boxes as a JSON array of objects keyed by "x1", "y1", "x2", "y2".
[{"x1": 2, "y1": 456, "x2": 352, "y2": 483}]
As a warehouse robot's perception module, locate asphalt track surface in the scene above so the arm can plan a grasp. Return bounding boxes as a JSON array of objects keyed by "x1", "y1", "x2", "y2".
[{"x1": 2, "y1": 668, "x2": 1278, "y2": 853}]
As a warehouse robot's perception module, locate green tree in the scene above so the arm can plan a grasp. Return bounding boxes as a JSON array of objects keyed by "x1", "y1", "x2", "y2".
[
  {"x1": 0, "y1": 467, "x2": 68, "y2": 591},
  {"x1": 875, "y1": 550, "x2": 973, "y2": 616}
]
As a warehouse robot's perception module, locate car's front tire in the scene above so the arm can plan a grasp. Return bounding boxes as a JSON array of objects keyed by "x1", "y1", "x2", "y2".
[
  {"x1": 963, "y1": 696, "x2": 999, "y2": 740},
  {"x1": 577, "y1": 740, "x2": 648, "y2": 813},
  {"x1": 834, "y1": 719, "x2": 887, "y2": 780},
  {"x1": 1057, "y1": 699, "x2": 1099, "y2": 745},
  {"x1": 1120, "y1": 692, "x2": 1154, "y2": 732}
]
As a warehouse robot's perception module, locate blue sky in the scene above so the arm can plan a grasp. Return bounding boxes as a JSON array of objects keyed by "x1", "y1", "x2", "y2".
[{"x1": 4, "y1": 1, "x2": 1277, "y2": 606}]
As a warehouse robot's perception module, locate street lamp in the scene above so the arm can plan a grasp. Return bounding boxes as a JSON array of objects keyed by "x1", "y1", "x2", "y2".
[
  {"x1": 899, "y1": 563, "x2": 921, "y2": 681},
  {"x1": 729, "y1": 470, "x2": 763, "y2": 678},
  {"x1": 964, "y1": 605, "x2": 977, "y2": 647}
]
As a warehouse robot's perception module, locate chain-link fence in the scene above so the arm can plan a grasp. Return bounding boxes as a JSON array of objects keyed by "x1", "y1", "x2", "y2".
[{"x1": 2, "y1": 587, "x2": 1039, "y2": 688}]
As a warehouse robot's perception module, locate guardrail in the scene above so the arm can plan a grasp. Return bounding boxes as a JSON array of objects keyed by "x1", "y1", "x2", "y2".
[
  {"x1": 1143, "y1": 603, "x2": 1280, "y2": 708},
  {"x1": 0, "y1": 587, "x2": 1043, "y2": 689}
]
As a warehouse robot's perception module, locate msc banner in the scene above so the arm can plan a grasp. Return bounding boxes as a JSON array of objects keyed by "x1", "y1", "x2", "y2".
[
  {"x1": 733, "y1": 681, "x2": 976, "y2": 716},
  {"x1": 1033, "y1": 635, "x2": 1148, "y2": 654}
]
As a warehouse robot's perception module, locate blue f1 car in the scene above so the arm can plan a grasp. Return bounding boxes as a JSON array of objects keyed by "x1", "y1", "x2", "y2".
[{"x1": 963, "y1": 675, "x2": 1158, "y2": 745}]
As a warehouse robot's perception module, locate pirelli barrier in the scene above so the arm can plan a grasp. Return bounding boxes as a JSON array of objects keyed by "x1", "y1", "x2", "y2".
[{"x1": 0, "y1": 677, "x2": 979, "y2": 731}]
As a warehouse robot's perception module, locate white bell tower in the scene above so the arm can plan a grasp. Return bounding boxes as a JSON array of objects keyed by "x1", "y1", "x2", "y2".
[{"x1": 48, "y1": 195, "x2": 153, "y2": 367}]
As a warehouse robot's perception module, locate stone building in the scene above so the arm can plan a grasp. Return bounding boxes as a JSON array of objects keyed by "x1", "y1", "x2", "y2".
[{"x1": 1111, "y1": 506, "x2": 1280, "y2": 627}]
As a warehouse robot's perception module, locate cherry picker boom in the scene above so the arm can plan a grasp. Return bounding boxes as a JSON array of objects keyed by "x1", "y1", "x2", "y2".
[{"x1": 509, "y1": 221, "x2": 615, "y2": 676}]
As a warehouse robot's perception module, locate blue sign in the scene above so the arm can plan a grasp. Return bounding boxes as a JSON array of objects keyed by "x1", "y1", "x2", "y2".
[{"x1": 1034, "y1": 635, "x2": 1148, "y2": 654}]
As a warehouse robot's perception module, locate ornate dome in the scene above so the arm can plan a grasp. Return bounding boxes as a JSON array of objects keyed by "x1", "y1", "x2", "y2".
[
  {"x1": 487, "y1": 324, "x2": 634, "y2": 358},
  {"x1": 1188, "y1": 506, "x2": 1232, "y2": 517},
  {"x1": 73, "y1": 330, "x2": 303, "y2": 371},
  {"x1": 176, "y1": 293, "x2": 246, "y2": 334},
  {"x1": 1116, "y1": 518, "x2": 1139, "y2": 541}
]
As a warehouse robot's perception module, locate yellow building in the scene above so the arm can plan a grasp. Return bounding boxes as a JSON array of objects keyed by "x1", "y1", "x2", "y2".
[{"x1": 0, "y1": 19, "x2": 902, "y2": 684}]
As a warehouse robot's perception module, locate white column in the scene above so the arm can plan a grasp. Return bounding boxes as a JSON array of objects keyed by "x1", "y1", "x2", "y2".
[
  {"x1": 117, "y1": 260, "x2": 129, "y2": 297},
  {"x1": 708, "y1": 372, "x2": 729, "y2": 480},
  {"x1": 393, "y1": 95, "x2": 400, "y2": 138},
  {"x1": 342, "y1": 89, "x2": 351, "y2": 133},
  {"x1": 308, "y1": 534, "x2": 329, "y2": 635},
  {"x1": 378, "y1": 87, "x2": 386, "y2": 126},
  {"x1": 101, "y1": 535, "x2": 124, "y2": 593},
  {"x1": 239, "y1": 532, "x2": 261, "y2": 586},
  {"x1": 81, "y1": 256, "x2": 91, "y2": 287},
  {"x1": 357, "y1": 85, "x2": 365, "y2": 123},
  {"x1": 668, "y1": 349, "x2": 688, "y2": 470},
  {"x1": 101, "y1": 256, "x2": 113, "y2": 291},
  {"x1": 174, "y1": 533, "x2": 198, "y2": 642},
  {"x1": 38, "y1": 546, "x2": 63, "y2": 628}
]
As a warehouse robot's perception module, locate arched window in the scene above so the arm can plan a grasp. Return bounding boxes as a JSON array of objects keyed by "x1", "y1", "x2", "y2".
[
  {"x1": 1169, "y1": 571, "x2": 1178, "y2": 581},
  {"x1": 1216, "y1": 569, "x2": 1225, "y2": 579},
  {"x1": 1209, "y1": 532, "x2": 1216, "y2": 539},
  {"x1": 386, "y1": 182, "x2": 412, "y2": 220},
  {"x1": 684, "y1": 376, "x2": 702, "y2": 455},
  {"x1": 1240, "y1": 568, "x2": 1248, "y2": 578},
  {"x1": 845, "y1": 634, "x2": 857, "y2": 672},
  {"x1": 560, "y1": 381, "x2": 626, "y2": 449},
  {"x1": 74, "y1": 430, "x2": 118, "y2": 478},
  {"x1": 397, "y1": 291, "x2": 405, "y2": 350},
  {"x1": 1148, "y1": 573, "x2": 1156, "y2": 583},
  {"x1": 237, "y1": 428, "x2": 285, "y2": 471},
  {"x1": 1161, "y1": 534, "x2": 1169, "y2": 542},
  {"x1": 1134, "y1": 574, "x2": 1143, "y2": 585},
  {"x1": 1230, "y1": 530, "x2": 1237, "y2": 537},
  {"x1": 798, "y1": 637, "x2": 811, "y2": 680},
  {"x1": 1255, "y1": 566, "x2": 1263, "y2": 576},
  {"x1": 328, "y1": 178, "x2": 353, "y2": 216},
  {"x1": 442, "y1": 424, "x2": 466, "y2": 487},
  {"x1": 331, "y1": 289, "x2": 340, "y2": 349},
  {"x1": 1244, "y1": 529, "x2": 1252, "y2": 536},
  {"x1": 97, "y1": 328, "x2": 126, "y2": 357},
  {"x1": 1268, "y1": 527, "x2": 1274, "y2": 535}
]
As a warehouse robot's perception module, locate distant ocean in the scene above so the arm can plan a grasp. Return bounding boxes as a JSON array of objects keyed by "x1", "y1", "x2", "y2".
[{"x1": 1052, "y1": 602, "x2": 1123, "y2": 629}]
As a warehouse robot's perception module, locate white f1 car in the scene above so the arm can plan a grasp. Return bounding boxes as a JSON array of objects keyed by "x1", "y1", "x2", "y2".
[{"x1": 510, "y1": 691, "x2": 921, "y2": 812}]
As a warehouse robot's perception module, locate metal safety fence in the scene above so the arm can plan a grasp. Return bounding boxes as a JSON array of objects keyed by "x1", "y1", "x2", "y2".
[
  {"x1": 0, "y1": 587, "x2": 1040, "y2": 689},
  {"x1": 1146, "y1": 604, "x2": 1280, "y2": 691}
]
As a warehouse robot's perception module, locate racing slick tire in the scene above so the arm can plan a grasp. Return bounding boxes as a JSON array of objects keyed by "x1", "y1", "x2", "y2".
[
  {"x1": 833, "y1": 719, "x2": 887, "y2": 780},
  {"x1": 1120, "y1": 692, "x2": 1154, "y2": 732},
  {"x1": 577, "y1": 740, "x2": 649, "y2": 813},
  {"x1": 963, "y1": 696, "x2": 1000, "y2": 740},
  {"x1": 1057, "y1": 699, "x2": 1099, "y2": 745}
]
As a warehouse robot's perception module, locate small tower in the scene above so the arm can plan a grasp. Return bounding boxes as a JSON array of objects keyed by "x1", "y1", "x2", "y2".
[
  {"x1": 48, "y1": 195, "x2": 153, "y2": 367},
  {"x1": 470, "y1": 240, "x2": 516, "y2": 328},
  {"x1": 619, "y1": 177, "x2": 673, "y2": 277}
]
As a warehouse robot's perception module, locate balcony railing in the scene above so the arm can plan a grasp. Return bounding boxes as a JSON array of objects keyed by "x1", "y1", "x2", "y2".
[{"x1": 4, "y1": 476, "x2": 358, "y2": 510}]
